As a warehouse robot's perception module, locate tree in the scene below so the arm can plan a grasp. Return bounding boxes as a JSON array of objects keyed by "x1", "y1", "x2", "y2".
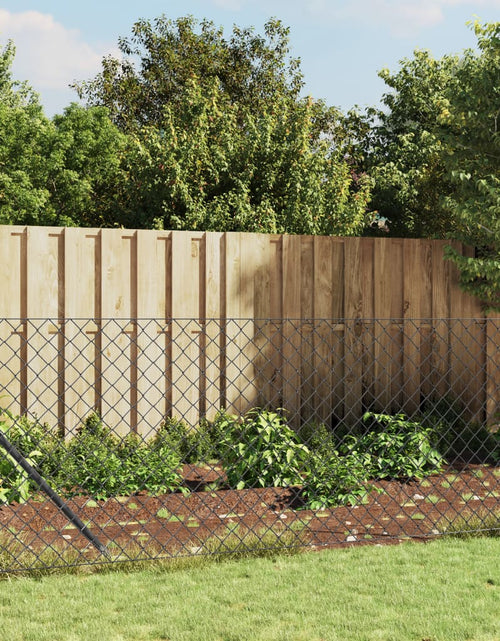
[
  {"x1": 73, "y1": 16, "x2": 304, "y2": 132},
  {"x1": 361, "y1": 49, "x2": 460, "y2": 238},
  {"x1": 48, "y1": 104, "x2": 128, "y2": 227},
  {"x1": 0, "y1": 40, "x2": 128, "y2": 227},
  {"x1": 0, "y1": 41, "x2": 54, "y2": 225},
  {"x1": 441, "y1": 21, "x2": 500, "y2": 310},
  {"x1": 74, "y1": 15, "x2": 372, "y2": 234},
  {"x1": 361, "y1": 19, "x2": 499, "y2": 308},
  {"x1": 114, "y1": 79, "x2": 371, "y2": 233}
]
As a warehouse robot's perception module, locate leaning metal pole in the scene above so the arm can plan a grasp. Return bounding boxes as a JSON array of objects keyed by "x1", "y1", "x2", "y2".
[{"x1": 0, "y1": 430, "x2": 110, "y2": 559}]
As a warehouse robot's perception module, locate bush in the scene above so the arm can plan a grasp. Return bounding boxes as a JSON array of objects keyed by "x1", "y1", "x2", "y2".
[
  {"x1": 301, "y1": 450, "x2": 372, "y2": 510},
  {"x1": 0, "y1": 409, "x2": 64, "y2": 503},
  {"x1": 342, "y1": 412, "x2": 445, "y2": 480},
  {"x1": 57, "y1": 413, "x2": 183, "y2": 500},
  {"x1": 297, "y1": 421, "x2": 339, "y2": 460},
  {"x1": 153, "y1": 415, "x2": 228, "y2": 464},
  {"x1": 152, "y1": 417, "x2": 200, "y2": 463},
  {"x1": 219, "y1": 409, "x2": 309, "y2": 490}
]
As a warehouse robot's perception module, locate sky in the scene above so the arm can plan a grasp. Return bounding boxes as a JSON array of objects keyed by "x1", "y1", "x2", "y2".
[{"x1": 0, "y1": 0, "x2": 499, "y2": 117}]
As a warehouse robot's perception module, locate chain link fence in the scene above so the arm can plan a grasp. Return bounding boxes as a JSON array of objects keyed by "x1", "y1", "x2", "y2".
[{"x1": 0, "y1": 318, "x2": 499, "y2": 573}]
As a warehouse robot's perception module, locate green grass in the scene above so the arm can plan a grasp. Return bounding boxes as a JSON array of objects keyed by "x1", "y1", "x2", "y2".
[
  {"x1": 437, "y1": 508, "x2": 500, "y2": 539},
  {"x1": 1, "y1": 538, "x2": 500, "y2": 641}
]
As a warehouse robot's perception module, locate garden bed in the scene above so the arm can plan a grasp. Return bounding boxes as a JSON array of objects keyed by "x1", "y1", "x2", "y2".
[{"x1": 1, "y1": 463, "x2": 499, "y2": 563}]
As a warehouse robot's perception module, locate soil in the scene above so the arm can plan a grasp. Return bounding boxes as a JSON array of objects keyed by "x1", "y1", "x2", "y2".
[{"x1": 1, "y1": 463, "x2": 499, "y2": 566}]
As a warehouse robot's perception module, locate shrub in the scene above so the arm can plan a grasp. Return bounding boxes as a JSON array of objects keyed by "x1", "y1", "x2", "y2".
[
  {"x1": 342, "y1": 412, "x2": 445, "y2": 480},
  {"x1": 153, "y1": 414, "x2": 229, "y2": 464},
  {"x1": 57, "y1": 413, "x2": 182, "y2": 500},
  {"x1": 301, "y1": 450, "x2": 372, "y2": 510},
  {"x1": 153, "y1": 418, "x2": 200, "y2": 463},
  {"x1": 0, "y1": 409, "x2": 64, "y2": 503},
  {"x1": 219, "y1": 409, "x2": 309, "y2": 490},
  {"x1": 297, "y1": 421, "x2": 339, "y2": 459}
]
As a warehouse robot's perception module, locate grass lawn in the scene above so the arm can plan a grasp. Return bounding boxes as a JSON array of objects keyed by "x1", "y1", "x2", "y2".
[{"x1": 0, "y1": 538, "x2": 499, "y2": 641}]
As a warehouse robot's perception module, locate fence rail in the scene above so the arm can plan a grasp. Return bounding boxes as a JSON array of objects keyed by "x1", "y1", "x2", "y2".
[{"x1": 0, "y1": 317, "x2": 499, "y2": 574}]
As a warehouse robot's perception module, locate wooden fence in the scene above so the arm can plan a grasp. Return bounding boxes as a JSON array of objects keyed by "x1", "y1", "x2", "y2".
[{"x1": 0, "y1": 225, "x2": 498, "y2": 434}]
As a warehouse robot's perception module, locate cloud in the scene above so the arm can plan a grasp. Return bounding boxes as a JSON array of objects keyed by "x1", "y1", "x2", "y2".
[
  {"x1": 208, "y1": 0, "x2": 500, "y2": 37},
  {"x1": 298, "y1": 0, "x2": 500, "y2": 38},
  {"x1": 0, "y1": 10, "x2": 114, "y2": 90}
]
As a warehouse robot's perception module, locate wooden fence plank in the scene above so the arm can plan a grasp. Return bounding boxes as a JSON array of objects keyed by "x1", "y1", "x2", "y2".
[
  {"x1": 282, "y1": 234, "x2": 302, "y2": 426},
  {"x1": 63, "y1": 228, "x2": 100, "y2": 436},
  {"x1": 204, "y1": 232, "x2": 224, "y2": 420},
  {"x1": 26, "y1": 228, "x2": 64, "y2": 428},
  {"x1": 418, "y1": 240, "x2": 434, "y2": 404},
  {"x1": 0, "y1": 227, "x2": 26, "y2": 418},
  {"x1": 373, "y1": 239, "x2": 393, "y2": 412},
  {"x1": 402, "y1": 239, "x2": 423, "y2": 415},
  {"x1": 136, "y1": 231, "x2": 172, "y2": 437},
  {"x1": 312, "y1": 236, "x2": 332, "y2": 426},
  {"x1": 171, "y1": 231, "x2": 204, "y2": 427},
  {"x1": 100, "y1": 229, "x2": 136, "y2": 435},
  {"x1": 300, "y1": 237, "x2": 315, "y2": 423},
  {"x1": 344, "y1": 237, "x2": 364, "y2": 425}
]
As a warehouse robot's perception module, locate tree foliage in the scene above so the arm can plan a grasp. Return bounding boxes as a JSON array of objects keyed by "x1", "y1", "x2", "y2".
[
  {"x1": 0, "y1": 41, "x2": 127, "y2": 227},
  {"x1": 361, "y1": 49, "x2": 460, "y2": 238},
  {"x1": 362, "y1": 20, "x2": 499, "y2": 309},
  {"x1": 73, "y1": 16, "x2": 304, "y2": 132},
  {"x1": 441, "y1": 21, "x2": 500, "y2": 310},
  {"x1": 112, "y1": 80, "x2": 371, "y2": 233},
  {"x1": 73, "y1": 15, "x2": 371, "y2": 234}
]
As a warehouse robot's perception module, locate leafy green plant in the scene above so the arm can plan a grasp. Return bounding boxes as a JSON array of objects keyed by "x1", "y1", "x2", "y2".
[
  {"x1": 57, "y1": 413, "x2": 183, "y2": 500},
  {"x1": 219, "y1": 409, "x2": 309, "y2": 490},
  {"x1": 152, "y1": 417, "x2": 199, "y2": 463},
  {"x1": 301, "y1": 450, "x2": 373, "y2": 510},
  {"x1": 153, "y1": 414, "x2": 227, "y2": 464},
  {"x1": 297, "y1": 421, "x2": 339, "y2": 459},
  {"x1": 342, "y1": 412, "x2": 445, "y2": 480},
  {"x1": 0, "y1": 409, "x2": 63, "y2": 503}
]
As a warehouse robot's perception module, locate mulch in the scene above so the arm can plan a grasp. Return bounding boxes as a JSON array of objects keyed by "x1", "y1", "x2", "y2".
[{"x1": 1, "y1": 463, "x2": 499, "y2": 567}]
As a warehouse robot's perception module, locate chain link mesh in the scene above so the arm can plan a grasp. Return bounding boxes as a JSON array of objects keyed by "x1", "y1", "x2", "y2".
[{"x1": 0, "y1": 318, "x2": 498, "y2": 572}]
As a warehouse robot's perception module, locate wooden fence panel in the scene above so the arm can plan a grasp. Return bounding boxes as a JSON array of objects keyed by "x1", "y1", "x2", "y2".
[{"x1": 0, "y1": 225, "x2": 495, "y2": 432}]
